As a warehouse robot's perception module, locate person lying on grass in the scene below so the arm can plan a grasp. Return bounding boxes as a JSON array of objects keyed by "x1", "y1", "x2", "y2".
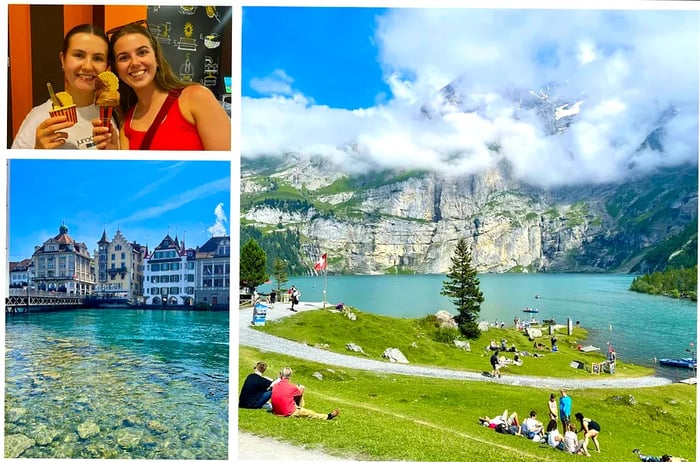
[{"x1": 633, "y1": 449, "x2": 689, "y2": 462}]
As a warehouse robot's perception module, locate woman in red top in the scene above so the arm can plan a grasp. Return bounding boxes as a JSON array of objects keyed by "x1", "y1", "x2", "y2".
[{"x1": 93, "y1": 21, "x2": 230, "y2": 150}]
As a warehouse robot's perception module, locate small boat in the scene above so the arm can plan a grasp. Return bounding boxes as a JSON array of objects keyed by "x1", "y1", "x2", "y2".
[
  {"x1": 658, "y1": 357, "x2": 697, "y2": 369},
  {"x1": 523, "y1": 307, "x2": 539, "y2": 313}
]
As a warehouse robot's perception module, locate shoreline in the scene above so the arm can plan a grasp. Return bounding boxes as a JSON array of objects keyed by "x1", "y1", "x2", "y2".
[{"x1": 238, "y1": 300, "x2": 673, "y2": 389}]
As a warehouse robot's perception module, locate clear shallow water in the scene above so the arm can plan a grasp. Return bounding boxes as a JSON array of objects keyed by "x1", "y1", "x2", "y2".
[
  {"x1": 260, "y1": 273, "x2": 697, "y2": 379},
  {"x1": 5, "y1": 309, "x2": 228, "y2": 459}
]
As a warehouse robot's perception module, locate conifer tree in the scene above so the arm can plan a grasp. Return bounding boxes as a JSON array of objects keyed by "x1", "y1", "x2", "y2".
[
  {"x1": 272, "y1": 257, "x2": 289, "y2": 294},
  {"x1": 440, "y1": 238, "x2": 484, "y2": 339},
  {"x1": 240, "y1": 238, "x2": 268, "y2": 289}
]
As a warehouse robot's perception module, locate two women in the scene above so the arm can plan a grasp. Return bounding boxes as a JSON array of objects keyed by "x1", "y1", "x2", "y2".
[
  {"x1": 12, "y1": 24, "x2": 119, "y2": 149},
  {"x1": 93, "y1": 21, "x2": 230, "y2": 150}
]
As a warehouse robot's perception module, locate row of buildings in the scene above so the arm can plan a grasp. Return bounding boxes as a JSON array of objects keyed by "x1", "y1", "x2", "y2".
[{"x1": 9, "y1": 223, "x2": 230, "y2": 307}]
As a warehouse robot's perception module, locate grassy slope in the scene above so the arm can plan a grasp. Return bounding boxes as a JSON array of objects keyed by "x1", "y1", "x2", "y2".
[
  {"x1": 238, "y1": 309, "x2": 695, "y2": 461},
  {"x1": 256, "y1": 307, "x2": 652, "y2": 379},
  {"x1": 239, "y1": 347, "x2": 696, "y2": 462}
]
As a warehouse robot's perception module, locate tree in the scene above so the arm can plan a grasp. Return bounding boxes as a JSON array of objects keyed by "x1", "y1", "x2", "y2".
[
  {"x1": 272, "y1": 257, "x2": 289, "y2": 294},
  {"x1": 440, "y1": 238, "x2": 484, "y2": 339},
  {"x1": 240, "y1": 238, "x2": 269, "y2": 289}
]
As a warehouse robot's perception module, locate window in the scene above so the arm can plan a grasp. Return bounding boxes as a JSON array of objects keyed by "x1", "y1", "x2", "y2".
[
  {"x1": 186, "y1": 287, "x2": 194, "y2": 294},
  {"x1": 187, "y1": 261, "x2": 195, "y2": 269},
  {"x1": 161, "y1": 263, "x2": 169, "y2": 271},
  {"x1": 171, "y1": 262, "x2": 180, "y2": 270},
  {"x1": 214, "y1": 264, "x2": 223, "y2": 275},
  {"x1": 214, "y1": 279, "x2": 224, "y2": 287},
  {"x1": 170, "y1": 275, "x2": 179, "y2": 283},
  {"x1": 186, "y1": 274, "x2": 194, "y2": 282},
  {"x1": 203, "y1": 264, "x2": 212, "y2": 275},
  {"x1": 169, "y1": 287, "x2": 180, "y2": 295},
  {"x1": 115, "y1": 244, "x2": 122, "y2": 251},
  {"x1": 121, "y1": 252, "x2": 125, "y2": 259},
  {"x1": 111, "y1": 254, "x2": 115, "y2": 260},
  {"x1": 151, "y1": 263, "x2": 159, "y2": 272},
  {"x1": 203, "y1": 279, "x2": 213, "y2": 288}
]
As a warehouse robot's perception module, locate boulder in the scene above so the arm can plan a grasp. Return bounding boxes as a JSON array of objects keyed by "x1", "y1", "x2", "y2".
[
  {"x1": 77, "y1": 421, "x2": 100, "y2": 440},
  {"x1": 526, "y1": 327, "x2": 542, "y2": 339},
  {"x1": 346, "y1": 343, "x2": 365, "y2": 355},
  {"x1": 382, "y1": 348, "x2": 409, "y2": 363},
  {"x1": 454, "y1": 340, "x2": 471, "y2": 351},
  {"x1": 477, "y1": 321, "x2": 490, "y2": 332},
  {"x1": 435, "y1": 310, "x2": 457, "y2": 329},
  {"x1": 5, "y1": 434, "x2": 33, "y2": 458}
]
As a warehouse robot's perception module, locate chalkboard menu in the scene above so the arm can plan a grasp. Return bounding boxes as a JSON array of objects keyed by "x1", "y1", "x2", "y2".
[{"x1": 147, "y1": 6, "x2": 231, "y2": 100}]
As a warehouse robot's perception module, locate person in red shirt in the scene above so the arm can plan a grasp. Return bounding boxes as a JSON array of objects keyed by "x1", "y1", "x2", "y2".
[{"x1": 270, "y1": 367, "x2": 340, "y2": 420}]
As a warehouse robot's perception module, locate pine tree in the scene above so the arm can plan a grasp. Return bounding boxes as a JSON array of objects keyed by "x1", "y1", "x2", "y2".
[
  {"x1": 240, "y1": 238, "x2": 269, "y2": 289},
  {"x1": 440, "y1": 238, "x2": 484, "y2": 339},
  {"x1": 272, "y1": 257, "x2": 289, "y2": 294}
]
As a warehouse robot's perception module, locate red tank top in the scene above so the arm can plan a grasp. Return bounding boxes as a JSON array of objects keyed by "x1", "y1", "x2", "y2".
[{"x1": 124, "y1": 94, "x2": 204, "y2": 150}]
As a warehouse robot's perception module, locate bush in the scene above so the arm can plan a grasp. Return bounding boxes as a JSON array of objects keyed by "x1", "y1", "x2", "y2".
[{"x1": 433, "y1": 327, "x2": 460, "y2": 344}]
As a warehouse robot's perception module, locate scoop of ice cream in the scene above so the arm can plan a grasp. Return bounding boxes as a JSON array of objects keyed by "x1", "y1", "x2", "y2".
[
  {"x1": 52, "y1": 91, "x2": 73, "y2": 110},
  {"x1": 96, "y1": 90, "x2": 120, "y2": 107}
]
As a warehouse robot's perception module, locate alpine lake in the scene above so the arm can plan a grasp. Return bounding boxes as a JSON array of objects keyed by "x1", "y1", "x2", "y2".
[{"x1": 5, "y1": 309, "x2": 229, "y2": 459}]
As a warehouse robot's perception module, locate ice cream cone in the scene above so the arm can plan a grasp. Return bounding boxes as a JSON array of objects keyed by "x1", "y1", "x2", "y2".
[
  {"x1": 49, "y1": 104, "x2": 77, "y2": 125},
  {"x1": 99, "y1": 106, "x2": 113, "y2": 128}
]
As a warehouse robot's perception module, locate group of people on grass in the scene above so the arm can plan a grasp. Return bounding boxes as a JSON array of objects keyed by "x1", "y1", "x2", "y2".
[
  {"x1": 238, "y1": 361, "x2": 340, "y2": 421},
  {"x1": 481, "y1": 388, "x2": 602, "y2": 457}
]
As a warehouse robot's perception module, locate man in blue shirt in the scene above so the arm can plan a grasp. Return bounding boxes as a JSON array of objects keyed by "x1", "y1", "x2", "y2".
[{"x1": 559, "y1": 388, "x2": 572, "y2": 433}]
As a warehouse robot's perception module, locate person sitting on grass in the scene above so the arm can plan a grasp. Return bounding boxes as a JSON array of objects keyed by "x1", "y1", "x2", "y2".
[
  {"x1": 521, "y1": 410, "x2": 545, "y2": 440},
  {"x1": 270, "y1": 367, "x2": 340, "y2": 420},
  {"x1": 238, "y1": 361, "x2": 279, "y2": 410},
  {"x1": 575, "y1": 412, "x2": 601, "y2": 455},
  {"x1": 545, "y1": 419, "x2": 565, "y2": 450},
  {"x1": 564, "y1": 423, "x2": 586, "y2": 455},
  {"x1": 633, "y1": 449, "x2": 689, "y2": 462}
]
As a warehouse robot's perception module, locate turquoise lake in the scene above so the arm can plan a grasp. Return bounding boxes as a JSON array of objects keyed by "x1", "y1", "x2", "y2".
[
  {"x1": 5, "y1": 309, "x2": 228, "y2": 459},
  {"x1": 258, "y1": 273, "x2": 697, "y2": 378}
]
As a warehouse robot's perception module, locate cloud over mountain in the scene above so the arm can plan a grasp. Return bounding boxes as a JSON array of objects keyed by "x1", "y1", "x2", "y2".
[{"x1": 242, "y1": 8, "x2": 698, "y2": 187}]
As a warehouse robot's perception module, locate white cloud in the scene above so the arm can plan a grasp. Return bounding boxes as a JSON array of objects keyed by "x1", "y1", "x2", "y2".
[
  {"x1": 208, "y1": 203, "x2": 228, "y2": 237},
  {"x1": 242, "y1": 8, "x2": 698, "y2": 187},
  {"x1": 250, "y1": 69, "x2": 294, "y2": 95}
]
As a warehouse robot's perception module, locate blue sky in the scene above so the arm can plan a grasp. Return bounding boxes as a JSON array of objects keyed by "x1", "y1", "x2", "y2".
[
  {"x1": 8, "y1": 160, "x2": 230, "y2": 262},
  {"x1": 241, "y1": 6, "x2": 699, "y2": 187},
  {"x1": 242, "y1": 7, "x2": 390, "y2": 109}
]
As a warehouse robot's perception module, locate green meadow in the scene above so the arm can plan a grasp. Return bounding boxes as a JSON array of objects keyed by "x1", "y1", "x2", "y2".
[{"x1": 238, "y1": 308, "x2": 696, "y2": 461}]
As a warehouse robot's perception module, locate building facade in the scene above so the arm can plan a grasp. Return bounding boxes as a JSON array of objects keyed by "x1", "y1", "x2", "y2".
[
  {"x1": 143, "y1": 234, "x2": 195, "y2": 305},
  {"x1": 9, "y1": 258, "x2": 33, "y2": 288},
  {"x1": 94, "y1": 229, "x2": 146, "y2": 303},
  {"x1": 195, "y1": 235, "x2": 230, "y2": 307},
  {"x1": 31, "y1": 223, "x2": 94, "y2": 295}
]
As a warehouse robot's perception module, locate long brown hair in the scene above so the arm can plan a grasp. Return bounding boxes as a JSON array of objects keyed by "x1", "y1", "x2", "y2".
[{"x1": 108, "y1": 24, "x2": 192, "y2": 115}]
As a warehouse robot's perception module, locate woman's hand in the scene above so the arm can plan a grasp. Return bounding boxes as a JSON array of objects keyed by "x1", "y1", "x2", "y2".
[
  {"x1": 35, "y1": 116, "x2": 73, "y2": 149},
  {"x1": 91, "y1": 118, "x2": 118, "y2": 149}
]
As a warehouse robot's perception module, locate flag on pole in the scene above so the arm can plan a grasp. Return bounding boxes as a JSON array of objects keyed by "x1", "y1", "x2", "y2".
[{"x1": 314, "y1": 253, "x2": 327, "y2": 271}]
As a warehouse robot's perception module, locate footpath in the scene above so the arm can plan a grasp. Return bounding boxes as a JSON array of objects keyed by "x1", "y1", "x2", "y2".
[{"x1": 237, "y1": 300, "x2": 673, "y2": 461}]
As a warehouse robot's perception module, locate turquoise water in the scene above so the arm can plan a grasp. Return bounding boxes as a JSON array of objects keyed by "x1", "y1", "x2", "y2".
[
  {"x1": 5, "y1": 309, "x2": 228, "y2": 459},
  {"x1": 260, "y1": 273, "x2": 697, "y2": 376}
]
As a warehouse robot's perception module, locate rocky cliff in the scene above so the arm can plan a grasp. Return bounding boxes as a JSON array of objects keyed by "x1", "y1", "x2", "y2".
[{"x1": 241, "y1": 155, "x2": 697, "y2": 274}]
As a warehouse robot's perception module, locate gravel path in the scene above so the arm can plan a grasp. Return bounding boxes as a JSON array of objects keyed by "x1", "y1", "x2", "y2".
[{"x1": 238, "y1": 300, "x2": 673, "y2": 461}]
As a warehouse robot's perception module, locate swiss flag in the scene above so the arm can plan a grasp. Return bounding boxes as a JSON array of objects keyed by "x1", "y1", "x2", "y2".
[{"x1": 314, "y1": 253, "x2": 327, "y2": 271}]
